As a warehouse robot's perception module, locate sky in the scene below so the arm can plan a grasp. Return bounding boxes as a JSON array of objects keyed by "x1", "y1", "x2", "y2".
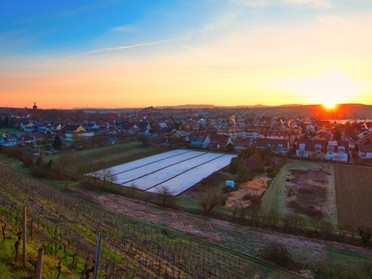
[{"x1": 1, "y1": 0, "x2": 372, "y2": 109}]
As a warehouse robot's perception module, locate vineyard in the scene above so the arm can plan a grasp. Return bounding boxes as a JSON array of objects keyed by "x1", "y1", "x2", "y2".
[
  {"x1": 0, "y1": 162, "x2": 299, "y2": 278},
  {"x1": 2, "y1": 146, "x2": 372, "y2": 278}
]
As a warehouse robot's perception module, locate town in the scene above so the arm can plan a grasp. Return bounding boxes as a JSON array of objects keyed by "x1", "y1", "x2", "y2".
[{"x1": 1, "y1": 103, "x2": 371, "y2": 163}]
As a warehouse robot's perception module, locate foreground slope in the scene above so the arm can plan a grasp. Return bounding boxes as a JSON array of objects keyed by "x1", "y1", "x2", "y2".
[{"x1": 0, "y1": 161, "x2": 298, "y2": 278}]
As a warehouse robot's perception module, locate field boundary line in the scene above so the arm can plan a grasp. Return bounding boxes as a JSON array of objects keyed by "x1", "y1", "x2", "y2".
[
  {"x1": 107, "y1": 150, "x2": 193, "y2": 176},
  {"x1": 144, "y1": 154, "x2": 228, "y2": 191},
  {"x1": 120, "y1": 152, "x2": 210, "y2": 185}
]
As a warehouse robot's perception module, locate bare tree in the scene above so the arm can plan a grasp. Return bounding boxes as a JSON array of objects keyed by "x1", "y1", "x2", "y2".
[
  {"x1": 197, "y1": 188, "x2": 223, "y2": 215},
  {"x1": 98, "y1": 168, "x2": 117, "y2": 184},
  {"x1": 156, "y1": 186, "x2": 174, "y2": 207},
  {"x1": 96, "y1": 169, "x2": 117, "y2": 191},
  {"x1": 130, "y1": 183, "x2": 138, "y2": 198}
]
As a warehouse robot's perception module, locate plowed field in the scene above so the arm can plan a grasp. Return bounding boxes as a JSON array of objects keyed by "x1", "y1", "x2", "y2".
[{"x1": 334, "y1": 164, "x2": 372, "y2": 229}]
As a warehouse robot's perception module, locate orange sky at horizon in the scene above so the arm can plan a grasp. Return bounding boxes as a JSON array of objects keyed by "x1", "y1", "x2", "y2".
[{"x1": 1, "y1": 6, "x2": 372, "y2": 109}]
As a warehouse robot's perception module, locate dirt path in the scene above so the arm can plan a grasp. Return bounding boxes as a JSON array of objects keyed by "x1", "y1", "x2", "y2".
[
  {"x1": 95, "y1": 194, "x2": 228, "y2": 241},
  {"x1": 94, "y1": 193, "x2": 372, "y2": 267}
]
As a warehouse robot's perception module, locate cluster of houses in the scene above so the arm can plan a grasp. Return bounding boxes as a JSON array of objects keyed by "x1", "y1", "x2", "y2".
[
  {"x1": 168, "y1": 130, "x2": 352, "y2": 161},
  {"x1": 1, "y1": 105, "x2": 372, "y2": 162}
]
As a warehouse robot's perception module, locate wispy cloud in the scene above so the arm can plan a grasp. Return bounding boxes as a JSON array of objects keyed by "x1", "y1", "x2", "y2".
[
  {"x1": 230, "y1": 0, "x2": 332, "y2": 9},
  {"x1": 0, "y1": 29, "x2": 55, "y2": 51},
  {"x1": 282, "y1": 0, "x2": 332, "y2": 9},
  {"x1": 0, "y1": 29, "x2": 27, "y2": 42},
  {"x1": 111, "y1": 25, "x2": 140, "y2": 33},
  {"x1": 181, "y1": 9, "x2": 244, "y2": 42},
  {"x1": 230, "y1": 0, "x2": 270, "y2": 8},
  {"x1": 46, "y1": 39, "x2": 172, "y2": 64}
]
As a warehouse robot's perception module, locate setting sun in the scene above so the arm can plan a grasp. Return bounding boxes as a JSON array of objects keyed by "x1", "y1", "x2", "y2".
[{"x1": 323, "y1": 101, "x2": 337, "y2": 110}]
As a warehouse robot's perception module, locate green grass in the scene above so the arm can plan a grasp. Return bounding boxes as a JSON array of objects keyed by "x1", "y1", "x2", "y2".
[
  {"x1": 262, "y1": 160, "x2": 317, "y2": 212},
  {"x1": 0, "y1": 219, "x2": 80, "y2": 279},
  {"x1": 3, "y1": 153, "x2": 372, "y2": 278},
  {"x1": 0, "y1": 128, "x2": 24, "y2": 134},
  {"x1": 176, "y1": 195, "x2": 200, "y2": 209},
  {"x1": 327, "y1": 246, "x2": 372, "y2": 263},
  {"x1": 1, "y1": 155, "x2": 298, "y2": 278},
  {"x1": 49, "y1": 141, "x2": 170, "y2": 175},
  {"x1": 46, "y1": 141, "x2": 145, "y2": 162},
  {"x1": 77, "y1": 141, "x2": 143, "y2": 155},
  {"x1": 324, "y1": 247, "x2": 372, "y2": 278},
  {"x1": 176, "y1": 194, "x2": 232, "y2": 216}
]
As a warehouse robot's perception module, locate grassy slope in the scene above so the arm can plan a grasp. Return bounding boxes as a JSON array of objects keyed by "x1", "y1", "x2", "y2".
[
  {"x1": 1, "y1": 157, "x2": 296, "y2": 278},
  {"x1": 0, "y1": 214, "x2": 81, "y2": 279}
]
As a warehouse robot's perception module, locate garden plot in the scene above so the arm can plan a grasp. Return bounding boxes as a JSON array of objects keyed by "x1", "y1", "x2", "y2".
[
  {"x1": 262, "y1": 160, "x2": 337, "y2": 223},
  {"x1": 115, "y1": 151, "x2": 206, "y2": 184},
  {"x1": 149, "y1": 154, "x2": 236, "y2": 195},
  {"x1": 106, "y1": 149, "x2": 190, "y2": 175},
  {"x1": 122, "y1": 152, "x2": 225, "y2": 190},
  {"x1": 91, "y1": 149, "x2": 236, "y2": 195}
]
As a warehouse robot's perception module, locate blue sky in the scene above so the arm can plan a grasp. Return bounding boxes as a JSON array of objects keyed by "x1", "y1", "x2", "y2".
[
  {"x1": 1, "y1": 0, "x2": 372, "y2": 108},
  {"x1": 1, "y1": 0, "x2": 355, "y2": 56},
  {"x1": 1, "y1": 1, "x2": 217, "y2": 55}
]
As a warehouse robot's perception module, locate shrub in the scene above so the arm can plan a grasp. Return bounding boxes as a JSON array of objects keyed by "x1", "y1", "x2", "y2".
[
  {"x1": 358, "y1": 227, "x2": 371, "y2": 247},
  {"x1": 261, "y1": 242, "x2": 298, "y2": 270},
  {"x1": 230, "y1": 157, "x2": 239, "y2": 174}
]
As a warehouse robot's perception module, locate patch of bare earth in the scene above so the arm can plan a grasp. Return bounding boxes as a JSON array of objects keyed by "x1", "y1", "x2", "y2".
[
  {"x1": 334, "y1": 164, "x2": 372, "y2": 229},
  {"x1": 285, "y1": 165, "x2": 333, "y2": 218},
  {"x1": 95, "y1": 194, "x2": 227, "y2": 241}
]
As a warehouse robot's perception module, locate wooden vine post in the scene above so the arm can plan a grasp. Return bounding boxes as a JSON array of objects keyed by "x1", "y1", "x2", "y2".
[
  {"x1": 36, "y1": 246, "x2": 44, "y2": 279},
  {"x1": 30, "y1": 211, "x2": 33, "y2": 240},
  {"x1": 93, "y1": 232, "x2": 102, "y2": 279},
  {"x1": 23, "y1": 206, "x2": 27, "y2": 267}
]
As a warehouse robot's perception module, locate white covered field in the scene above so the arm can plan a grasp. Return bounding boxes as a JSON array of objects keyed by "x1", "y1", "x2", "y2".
[{"x1": 91, "y1": 149, "x2": 236, "y2": 195}]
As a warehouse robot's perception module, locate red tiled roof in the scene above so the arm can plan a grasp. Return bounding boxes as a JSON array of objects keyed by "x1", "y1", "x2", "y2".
[
  {"x1": 255, "y1": 138, "x2": 289, "y2": 148},
  {"x1": 360, "y1": 144, "x2": 372, "y2": 153},
  {"x1": 233, "y1": 137, "x2": 251, "y2": 147}
]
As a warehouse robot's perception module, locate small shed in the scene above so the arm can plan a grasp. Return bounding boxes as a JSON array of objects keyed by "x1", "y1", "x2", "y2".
[{"x1": 226, "y1": 180, "x2": 235, "y2": 188}]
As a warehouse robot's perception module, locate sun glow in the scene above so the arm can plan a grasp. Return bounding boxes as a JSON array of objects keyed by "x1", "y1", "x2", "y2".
[
  {"x1": 323, "y1": 101, "x2": 336, "y2": 110},
  {"x1": 272, "y1": 73, "x2": 366, "y2": 106}
]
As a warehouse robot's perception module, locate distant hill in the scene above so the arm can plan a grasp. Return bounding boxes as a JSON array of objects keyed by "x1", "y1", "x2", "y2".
[
  {"x1": 2, "y1": 104, "x2": 372, "y2": 119},
  {"x1": 156, "y1": 104, "x2": 216, "y2": 109}
]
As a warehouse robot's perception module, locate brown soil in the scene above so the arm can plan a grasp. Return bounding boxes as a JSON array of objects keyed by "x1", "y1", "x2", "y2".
[
  {"x1": 285, "y1": 166, "x2": 331, "y2": 216},
  {"x1": 94, "y1": 194, "x2": 227, "y2": 241},
  {"x1": 334, "y1": 164, "x2": 372, "y2": 229}
]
